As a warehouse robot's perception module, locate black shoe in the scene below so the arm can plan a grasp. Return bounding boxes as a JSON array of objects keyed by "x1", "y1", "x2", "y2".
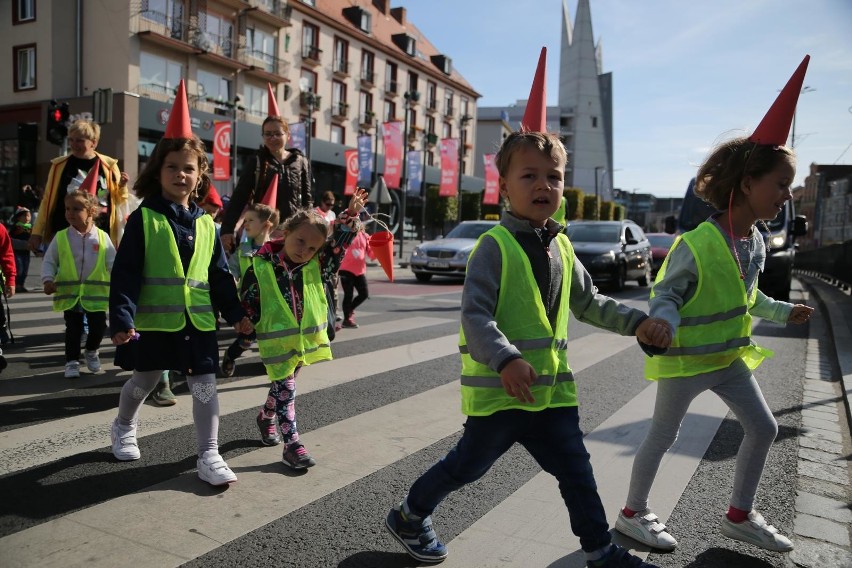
[
  {"x1": 221, "y1": 352, "x2": 236, "y2": 377},
  {"x1": 256, "y1": 412, "x2": 281, "y2": 446}
]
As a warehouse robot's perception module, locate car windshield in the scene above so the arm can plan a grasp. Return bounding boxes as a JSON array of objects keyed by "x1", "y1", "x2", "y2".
[
  {"x1": 565, "y1": 224, "x2": 621, "y2": 243},
  {"x1": 445, "y1": 223, "x2": 494, "y2": 239},
  {"x1": 647, "y1": 234, "x2": 676, "y2": 248}
]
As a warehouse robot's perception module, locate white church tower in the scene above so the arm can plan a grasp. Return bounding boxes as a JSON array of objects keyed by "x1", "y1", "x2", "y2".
[{"x1": 558, "y1": 0, "x2": 613, "y2": 200}]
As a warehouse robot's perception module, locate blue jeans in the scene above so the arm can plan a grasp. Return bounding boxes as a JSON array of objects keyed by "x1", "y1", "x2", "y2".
[{"x1": 407, "y1": 406, "x2": 611, "y2": 552}]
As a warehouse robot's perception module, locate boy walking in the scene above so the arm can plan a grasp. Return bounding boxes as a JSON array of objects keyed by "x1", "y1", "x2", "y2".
[{"x1": 384, "y1": 49, "x2": 670, "y2": 567}]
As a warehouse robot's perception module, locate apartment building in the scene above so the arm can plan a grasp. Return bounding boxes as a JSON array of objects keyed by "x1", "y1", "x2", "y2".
[{"x1": 0, "y1": 0, "x2": 480, "y2": 209}]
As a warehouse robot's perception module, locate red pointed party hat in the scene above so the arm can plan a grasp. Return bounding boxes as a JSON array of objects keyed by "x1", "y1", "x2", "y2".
[
  {"x1": 164, "y1": 79, "x2": 193, "y2": 139},
  {"x1": 79, "y1": 159, "x2": 101, "y2": 195},
  {"x1": 204, "y1": 185, "x2": 223, "y2": 209},
  {"x1": 748, "y1": 55, "x2": 810, "y2": 146},
  {"x1": 260, "y1": 173, "x2": 278, "y2": 206},
  {"x1": 520, "y1": 47, "x2": 547, "y2": 133},
  {"x1": 267, "y1": 83, "x2": 280, "y2": 117}
]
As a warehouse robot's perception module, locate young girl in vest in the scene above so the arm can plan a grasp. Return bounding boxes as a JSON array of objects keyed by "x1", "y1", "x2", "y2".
[
  {"x1": 338, "y1": 222, "x2": 375, "y2": 328},
  {"x1": 42, "y1": 189, "x2": 115, "y2": 378},
  {"x1": 615, "y1": 57, "x2": 814, "y2": 553},
  {"x1": 221, "y1": 203, "x2": 279, "y2": 377},
  {"x1": 239, "y1": 188, "x2": 368, "y2": 467},
  {"x1": 108, "y1": 132, "x2": 253, "y2": 486}
]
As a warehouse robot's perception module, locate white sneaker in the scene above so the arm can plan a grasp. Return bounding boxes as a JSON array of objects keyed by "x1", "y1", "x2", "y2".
[
  {"x1": 197, "y1": 450, "x2": 237, "y2": 486},
  {"x1": 85, "y1": 350, "x2": 101, "y2": 372},
  {"x1": 721, "y1": 510, "x2": 793, "y2": 552},
  {"x1": 110, "y1": 418, "x2": 141, "y2": 461},
  {"x1": 614, "y1": 509, "x2": 678, "y2": 551},
  {"x1": 64, "y1": 361, "x2": 81, "y2": 378}
]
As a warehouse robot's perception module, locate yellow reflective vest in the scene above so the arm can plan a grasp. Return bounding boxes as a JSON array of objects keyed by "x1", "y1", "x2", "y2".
[
  {"x1": 459, "y1": 225, "x2": 576, "y2": 416},
  {"x1": 51, "y1": 227, "x2": 110, "y2": 313},
  {"x1": 253, "y1": 256, "x2": 332, "y2": 380},
  {"x1": 134, "y1": 208, "x2": 216, "y2": 332},
  {"x1": 645, "y1": 221, "x2": 772, "y2": 380}
]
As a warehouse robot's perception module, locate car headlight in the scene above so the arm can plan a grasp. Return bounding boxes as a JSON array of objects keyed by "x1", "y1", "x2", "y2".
[
  {"x1": 592, "y1": 251, "x2": 616, "y2": 265},
  {"x1": 455, "y1": 250, "x2": 471, "y2": 260},
  {"x1": 770, "y1": 234, "x2": 785, "y2": 248},
  {"x1": 411, "y1": 247, "x2": 423, "y2": 258}
]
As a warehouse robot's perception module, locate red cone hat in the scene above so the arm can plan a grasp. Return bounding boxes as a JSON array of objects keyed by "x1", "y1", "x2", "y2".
[
  {"x1": 748, "y1": 55, "x2": 810, "y2": 146},
  {"x1": 260, "y1": 173, "x2": 278, "y2": 207},
  {"x1": 204, "y1": 185, "x2": 223, "y2": 209},
  {"x1": 79, "y1": 159, "x2": 101, "y2": 196},
  {"x1": 520, "y1": 47, "x2": 547, "y2": 133},
  {"x1": 267, "y1": 83, "x2": 280, "y2": 117},
  {"x1": 164, "y1": 79, "x2": 193, "y2": 139}
]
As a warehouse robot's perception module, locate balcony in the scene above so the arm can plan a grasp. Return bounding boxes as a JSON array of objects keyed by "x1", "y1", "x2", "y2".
[
  {"x1": 302, "y1": 45, "x2": 322, "y2": 66},
  {"x1": 300, "y1": 92, "x2": 322, "y2": 109},
  {"x1": 331, "y1": 101, "x2": 350, "y2": 122},
  {"x1": 247, "y1": 0, "x2": 293, "y2": 27},
  {"x1": 384, "y1": 80, "x2": 398, "y2": 98},
  {"x1": 135, "y1": 82, "x2": 177, "y2": 103},
  {"x1": 239, "y1": 47, "x2": 289, "y2": 81},
  {"x1": 332, "y1": 58, "x2": 350, "y2": 77},
  {"x1": 445, "y1": 105, "x2": 455, "y2": 118},
  {"x1": 360, "y1": 70, "x2": 375, "y2": 88},
  {"x1": 359, "y1": 111, "x2": 377, "y2": 129},
  {"x1": 426, "y1": 98, "x2": 438, "y2": 113},
  {"x1": 132, "y1": 10, "x2": 197, "y2": 54}
]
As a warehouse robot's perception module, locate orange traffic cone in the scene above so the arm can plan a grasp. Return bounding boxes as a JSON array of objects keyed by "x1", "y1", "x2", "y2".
[{"x1": 369, "y1": 231, "x2": 394, "y2": 282}]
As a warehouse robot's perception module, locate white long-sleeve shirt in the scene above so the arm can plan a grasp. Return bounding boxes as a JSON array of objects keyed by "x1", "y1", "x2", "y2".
[{"x1": 41, "y1": 225, "x2": 116, "y2": 284}]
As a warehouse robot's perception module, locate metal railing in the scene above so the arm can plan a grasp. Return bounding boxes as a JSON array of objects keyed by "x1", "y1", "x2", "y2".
[
  {"x1": 332, "y1": 102, "x2": 350, "y2": 118},
  {"x1": 360, "y1": 70, "x2": 375, "y2": 85},
  {"x1": 239, "y1": 47, "x2": 289, "y2": 76},
  {"x1": 302, "y1": 45, "x2": 322, "y2": 61},
  {"x1": 333, "y1": 58, "x2": 351, "y2": 75},
  {"x1": 132, "y1": 9, "x2": 192, "y2": 43}
]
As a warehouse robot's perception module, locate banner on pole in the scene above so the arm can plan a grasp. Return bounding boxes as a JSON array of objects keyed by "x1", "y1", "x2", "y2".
[
  {"x1": 382, "y1": 121, "x2": 403, "y2": 189},
  {"x1": 439, "y1": 139, "x2": 459, "y2": 197},
  {"x1": 357, "y1": 134, "x2": 373, "y2": 186},
  {"x1": 289, "y1": 122, "x2": 306, "y2": 154},
  {"x1": 407, "y1": 150, "x2": 422, "y2": 195},
  {"x1": 482, "y1": 153, "x2": 500, "y2": 205},
  {"x1": 213, "y1": 121, "x2": 231, "y2": 181},
  {"x1": 344, "y1": 149, "x2": 358, "y2": 196}
]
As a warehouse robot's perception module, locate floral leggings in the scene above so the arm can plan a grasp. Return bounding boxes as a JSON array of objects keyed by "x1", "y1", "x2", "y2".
[{"x1": 260, "y1": 370, "x2": 300, "y2": 447}]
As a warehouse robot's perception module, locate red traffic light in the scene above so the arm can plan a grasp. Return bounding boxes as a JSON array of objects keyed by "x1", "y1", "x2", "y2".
[{"x1": 53, "y1": 109, "x2": 62, "y2": 122}]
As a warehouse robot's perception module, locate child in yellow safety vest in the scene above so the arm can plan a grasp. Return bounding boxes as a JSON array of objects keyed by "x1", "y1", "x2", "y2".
[
  {"x1": 239, "y1": 188, "x2": 368, "y2": 470},
  {"x1": 42, "y1": 190, "x2": 115, "y2": 379},
  {"x1": 615, "y1": 56, "x2": 815, "y2": 554}
]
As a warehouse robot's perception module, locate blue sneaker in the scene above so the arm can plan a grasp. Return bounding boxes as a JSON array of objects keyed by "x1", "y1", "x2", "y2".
[
  {"x1": 385, "y1": 505, "x2": 448, "y2": 563},
  {"x1": 587, "y1": 544, "x2": 660, "y2": 568}
]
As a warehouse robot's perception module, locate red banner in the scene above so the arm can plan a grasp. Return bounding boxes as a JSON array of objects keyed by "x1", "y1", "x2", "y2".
[
  {"x1": 344, "y1": 149, "x2": 358, "y2": 196},
  {"x1": 382, "y1": 121, "x2": 403, "y2": 189},
  {"x1": 213, "y1": 121, "x2": 230, "y2": 181},
  {"x1": 482, "y1": 153, "x2": 500, "y2": 205},
  {"x1": 439, "y1": 138, "x2": 459, "y2": 197}
]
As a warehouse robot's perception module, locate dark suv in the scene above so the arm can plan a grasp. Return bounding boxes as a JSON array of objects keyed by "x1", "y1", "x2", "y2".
[{"x1": 564, "y1": 220, "x2": 653, "y2": 291}]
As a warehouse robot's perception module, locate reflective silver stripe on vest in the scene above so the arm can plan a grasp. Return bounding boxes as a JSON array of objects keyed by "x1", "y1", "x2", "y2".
[
  {"x1": 303, "y1": 322, "x2": 328, "y2": 334},
  {"x1": 262, "y1": 343, "x2": 331, "y2": 365},
  {"x1": 187, "y1": 304, "x2": 214, "y2": 313},
  {"x1": 680, "y1": 305, "x2": 748, "y2": 327},
  {"x1": 460, "y1": 371, "x2": 575, "y2": 388},
  {"x1": 54, "y1": 280, "x2": 81, "y2": 286},
  {"x1": 137, "y1": 305, "x2": 186, "y2": 314},
  {"x1": 80, "y1": 295, "x2": 109, "y2": 302},
  {"x1": 143, "y1": 277, "x2": 185, "y2": 285},
  {"x1": 53, "y1": 294, "x2": 79, "y2": 301},
  {"x1": 459, "y1": 336, "x2": 567, "y2": 355},
  {"x1": 665, "y1": 336, "x2": 751, "y2": 356},
  {"x1": 256, "y1": 328, "x2": 301, "y2": 341},
  {"x1": 187, "y1": 279, "x2": 211, "y2": 290},
  {"x1": 83, "y1": 279, "x2": 110, "y2": 286}
]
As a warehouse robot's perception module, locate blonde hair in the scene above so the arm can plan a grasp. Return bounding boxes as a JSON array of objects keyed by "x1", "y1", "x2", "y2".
[
  {"x1": 68, "y1": 120, "x2": 100, "y2": 142},
  {"x1": 64, "y1": 191, "x2": 100, "y2": 217},
  {"x1": 494, "y1": 131, "x2": 567, "y2": 177},
  {"x1": 281, "y1": 208, "x2": 330, "y2": 239},
  {"x1": 247, "y1": 203, "x2": 280, "y2": 227}
]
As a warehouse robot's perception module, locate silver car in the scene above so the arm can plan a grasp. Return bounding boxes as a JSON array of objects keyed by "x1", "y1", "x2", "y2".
[{"x1": 409, "y1": 221, "x2": 498, "y2": 282}]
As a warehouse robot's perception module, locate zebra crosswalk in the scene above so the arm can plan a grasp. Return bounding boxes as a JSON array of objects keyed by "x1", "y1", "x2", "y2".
[{"x1": 0, "y1": 288, "x2": 734, "y2": 568}]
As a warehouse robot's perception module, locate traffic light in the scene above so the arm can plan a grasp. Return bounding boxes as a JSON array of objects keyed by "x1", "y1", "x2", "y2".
[{"x1": 46, "y1": 100, "x2": 69, "y2": 145}]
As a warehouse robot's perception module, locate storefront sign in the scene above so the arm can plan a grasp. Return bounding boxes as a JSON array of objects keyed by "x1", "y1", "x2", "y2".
[{"x1": 213, "y1": 121, "x2": 230, "y2": 181}]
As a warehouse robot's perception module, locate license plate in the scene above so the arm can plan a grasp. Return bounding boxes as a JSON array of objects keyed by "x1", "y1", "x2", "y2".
[{"x1": 427, "y1": 260, "x2": 450, "y2": 268}]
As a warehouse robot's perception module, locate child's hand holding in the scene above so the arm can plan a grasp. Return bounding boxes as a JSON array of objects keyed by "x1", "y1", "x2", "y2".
[
  {"x1": 788, "y1": 304, "x2": 814, "y2": 324},
  {"x1": 499, "y1": 358, "x2": 537, "y2": 404},
  {"x1": 112, "y1": 329, "x2": 138, "y2": 345},
  {"x1": 43, "y1": 281, "x2": 56, "y2": 295},
  {"x1": 636, "y1": 317, "x2": 672, "y2": 349},
  {"x1": 346, "y1": 188, "x2": 369, "y2": 216},
  {"x1": 234, "y1": 317, "x2": 254, "y2": 335}
]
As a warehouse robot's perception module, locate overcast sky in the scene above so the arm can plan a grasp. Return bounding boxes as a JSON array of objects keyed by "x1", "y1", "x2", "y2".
[{"x1": 404, "y1": 0, "x2": 852, "y2": 197}]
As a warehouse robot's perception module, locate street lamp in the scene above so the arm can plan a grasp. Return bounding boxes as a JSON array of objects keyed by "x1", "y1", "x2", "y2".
[
  {"x1": 457, "y1": 114, "x2": 472, "y2": 224},
  {"x1": 299, "y1": 81, "x2": 318, "y2": 165},
  {"x1": 594, "y1": 166, "x2": 605, "y2": 220},
  {"x1": 399, "y1": 90, "x2": 420, "y2": 259}
]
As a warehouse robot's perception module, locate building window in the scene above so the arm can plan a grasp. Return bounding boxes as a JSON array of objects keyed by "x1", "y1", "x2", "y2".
[
  {"x1": 197, "y1": 11, "x2": 233, "y2": 56},
  {"x1": 246, "y1": 27, "x2": 276, "y2": 65},
  {"x1": 383, "y1": 100, "x2": 396, "y2": 122},
  {"x1": 442, "y1": 122, "x2": 452, "y2": 140},
  {"x1": 197, "y1": 69, "x2": 231, "y2": 102},
  {"x1": 141, "y1": 0, "x2": 184, "y2": 39},
  {"x1": 385, "y1": 62, "x2": 397, "y2": 94},
  {"x1": 300, "y1": 68, "x2": 317, "y2": 93},
  {"x1": 333, "y1": 37, "x2": 349, "y2": 74},
  {"x1": 591, "y1": 116, "x2": 598, "y2": 128},
  {"x1": 426, "y1": 81, "x2": 437, "y2": 110},
  {"x1": 361, "y1": 49, "x2": 375, "y2": 84},
  {"x1": 244, "y1": 84, "x2": 266, "y2": 117},
  {"x1": 302, "y1": 22, "x2": 320, "y2": 60},
  {"x1": 139, "y1": 51, "x2": 183, "y2": 98},
  {"x1": 444, "y1": 89, "x2": 454, "y2": 117},
  {"x1": 461, "y1": 97, "x2": 470, "y2": 118},
  {"x1": 407, "y1": 71, "x2": 418, "y2": 95},
  {"x1": 13, "y1": 44, "x2": 36, "y2": 91},
  {"x1": 426, "y1": 116, "x2": 436, "y2": 137},
  {"x1": 330, "y1": 125, "x2": 344, "y2": 145},
  {"x1": 13, "y1": 0, "x2": 35, "y2": 24},
  {"x1": 359, "y1": 91, "x2": 374, "y2": 124},
  {"x1": 332, "y1": 80, "x2": 347, "y2": 114}
]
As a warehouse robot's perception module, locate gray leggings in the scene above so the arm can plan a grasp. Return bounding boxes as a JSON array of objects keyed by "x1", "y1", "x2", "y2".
[
  {"x1": 116, "y1": 370, "x2": 220, "y2": 456},
  {"x1": 625, "y1": 359, "x2": 778, "y2": 512}
]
